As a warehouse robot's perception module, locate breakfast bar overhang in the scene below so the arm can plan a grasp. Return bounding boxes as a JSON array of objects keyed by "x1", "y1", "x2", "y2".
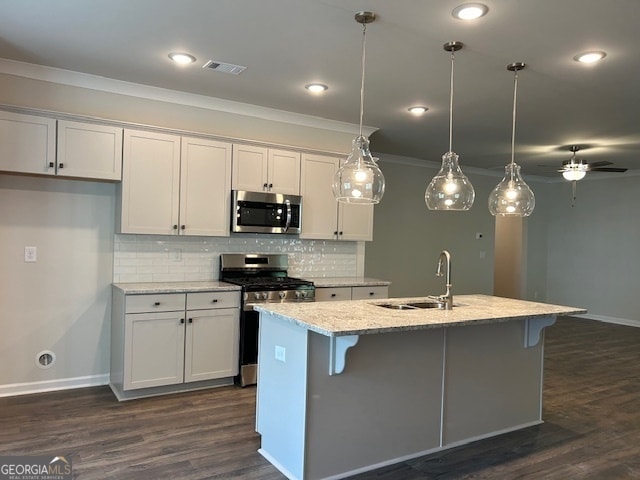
[{"x1": 254, "y1": 295, "x2": 585, "y2": 480}]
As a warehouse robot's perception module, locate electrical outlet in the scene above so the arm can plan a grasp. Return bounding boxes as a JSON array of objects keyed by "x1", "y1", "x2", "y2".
[
  {"x1": 275, "y1": 345, "x2": 286, "y2": 363},
  {"x1": 24, "y1": 246, "x2": 37, "y2": 262}
]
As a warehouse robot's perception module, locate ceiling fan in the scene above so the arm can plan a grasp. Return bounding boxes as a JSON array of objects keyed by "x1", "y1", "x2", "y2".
[
  {"x1": 559, "y1": 145, "x2": 627, "y2": 181},
  {"x1": 560, "y1": 145, "x2": 628, "y2": 207}
]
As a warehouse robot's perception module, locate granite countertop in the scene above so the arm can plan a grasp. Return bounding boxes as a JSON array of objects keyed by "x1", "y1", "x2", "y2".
[
  {"x1": 254, "y1": 294, "x2": 586, "y2": 337},
  {"x1": 113, "y1": 281, "x2": 241, "y2": 294},
  {"x1": 304, "y1": 277, "x2": 391, "y2": 288}
]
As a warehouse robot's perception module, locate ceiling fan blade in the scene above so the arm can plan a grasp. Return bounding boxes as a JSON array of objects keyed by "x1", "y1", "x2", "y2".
[
  {"x1": 589, "y1": 167, "x2": 628, "y2": 172},
  {"x1": 586, "y1": 161, "x2": 613, "y2": 168}
]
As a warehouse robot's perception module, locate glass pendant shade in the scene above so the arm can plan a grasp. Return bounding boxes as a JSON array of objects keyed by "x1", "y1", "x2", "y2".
[
  {"x1": 488, "y1": 163, "x2": 535, "y2": 216},
  {"x1": 333, "y1": 135, "x2": 385, "y2": 204},
  {"x1": 489, "y1": 62, "x2": 535, "y2": 217},
  {"x1": 333, "y1": 11, "x2": 385, "y2": 205},
  {"x1": 426, "y1": 41, "x2": 474, "y2": 211},
  {"x1": 425, "y1": 151, "x2": 475, "y2": 210}
]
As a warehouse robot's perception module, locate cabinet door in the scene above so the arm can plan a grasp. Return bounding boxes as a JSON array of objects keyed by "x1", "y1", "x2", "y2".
[
  {"x1": 300, "y1": 153, "x2": 339, "y2": 240},
  {"x1": 124, "y1": 311, "x2": 185, "y2": 390},
  {"x1": 180, "y1": 137, "x2": 232, "y2": 236},
  {"x1": 232, "y1": 144, "x2": 268, "y2": 192},
  {"x1": 0, "y1": 111, "x2": 56, "y2": 175},
  {"x1": 121, "y1": 129, "x2": 181, "y2": 234},
  {"x1": 268, "y1": 149, "x2": 300, "y2": 195},
  {"x1": 338, "y1": 202, "x2": 374, "y2": 241},
  {"x1": 184, "y1": 308, "x2": 239, "y2": 382},
  {"x1": 57, "y1": 120, "x2": 123, "y2": 180}
]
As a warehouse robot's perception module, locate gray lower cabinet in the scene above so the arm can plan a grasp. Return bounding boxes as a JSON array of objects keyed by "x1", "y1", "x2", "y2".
[{"x1": 110, "y1": 289, "x2": 240, "y2": 400}]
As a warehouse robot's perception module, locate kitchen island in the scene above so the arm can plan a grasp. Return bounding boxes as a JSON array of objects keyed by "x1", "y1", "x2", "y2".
[{"x1": 254, "y1": 295, "x2": 585, "y2": 480}]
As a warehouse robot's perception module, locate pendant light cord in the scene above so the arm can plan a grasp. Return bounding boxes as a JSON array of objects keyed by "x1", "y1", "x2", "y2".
[
  {"x1": 449, "y1": 50, "x2": 455, "y2": 153},
  {"x1": 359, "y1": 23, "x2": 367, "y2": 138},
  {"x1": 510, "y1": 69, "x2": 519, "y2": 166}
]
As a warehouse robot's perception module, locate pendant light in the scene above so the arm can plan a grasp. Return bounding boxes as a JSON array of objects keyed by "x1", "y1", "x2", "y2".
[
  {"x1": 488, "y1": 63, "x2": 535, "y2": 217},
  {"x1": 333, "y1": 11, "x2": 385, "y2": 204},
  {"x1": 425, "y1": 42, "x2": 475, "y2": 211}
]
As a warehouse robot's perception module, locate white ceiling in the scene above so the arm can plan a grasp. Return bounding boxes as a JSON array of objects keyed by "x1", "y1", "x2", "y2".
[{"x1": 1, "y1": 0, "x2": 638, "y2": 177}]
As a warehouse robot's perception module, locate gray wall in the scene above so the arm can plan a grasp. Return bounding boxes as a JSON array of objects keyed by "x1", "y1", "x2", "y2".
[
  {"x1": 365, "y1": 156, "x2": 500, "y2": 298},
  {"x1": 0, "y1": 176, "x2": 115, "y2": 392},
  {"x1": 544, "y1": 175, "x2": 640, "y2": 323}
]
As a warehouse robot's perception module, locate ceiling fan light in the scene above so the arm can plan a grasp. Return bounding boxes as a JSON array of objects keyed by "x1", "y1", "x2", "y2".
[{"x1": 562, "y1": 169, "x2": 587, "y2": 181}]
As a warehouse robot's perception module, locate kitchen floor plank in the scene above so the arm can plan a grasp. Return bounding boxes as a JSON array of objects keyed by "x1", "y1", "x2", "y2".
[{"x1": 0, "y1": 317, "x2": 639, "y2": 479}]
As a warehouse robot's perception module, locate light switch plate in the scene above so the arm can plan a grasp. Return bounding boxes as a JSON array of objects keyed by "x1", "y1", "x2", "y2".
[{"x1": 275, "y1": 345, "x2": 286, "y2": 363}]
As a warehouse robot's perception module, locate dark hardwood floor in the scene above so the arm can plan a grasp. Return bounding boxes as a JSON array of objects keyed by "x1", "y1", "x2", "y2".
[{"x1": 1, "y1": 317, "x2": 639, "y2": 479}]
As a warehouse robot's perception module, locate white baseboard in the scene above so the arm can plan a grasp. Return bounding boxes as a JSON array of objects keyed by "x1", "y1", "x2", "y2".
[
  {"x1": 0, "y1": 374, "x2": 109, "y2": 398},
  {"x1": 576, "y1": 313, "x2": 640, "y2": 328}
]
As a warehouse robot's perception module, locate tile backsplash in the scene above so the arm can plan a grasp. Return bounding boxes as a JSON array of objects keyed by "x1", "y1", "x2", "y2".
[{"x1": 113, "y1": 234, "x2": 359, "y2": 283}]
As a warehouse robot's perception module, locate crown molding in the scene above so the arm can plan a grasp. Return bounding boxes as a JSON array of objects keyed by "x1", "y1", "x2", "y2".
[{"x1": 0, "y1": 58, "x2": 377, "y2": 137}]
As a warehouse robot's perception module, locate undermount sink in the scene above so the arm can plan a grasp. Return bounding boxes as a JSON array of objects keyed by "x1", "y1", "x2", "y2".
[{"x1": 375, "y1": 300, "x2": 446, "y2": 310}]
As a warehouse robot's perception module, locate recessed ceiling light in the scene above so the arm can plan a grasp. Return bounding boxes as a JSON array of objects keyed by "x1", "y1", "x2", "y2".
[
  {"x1": 168, "y1": 52, "x2": 196, "y2": 65},
  {"x1": 573, "y1": 51, "x2": 607, "y2": 64},
  {"x1": 408, "y1": 106, "x2": 428, "y2": 115},
  {"x1": 305, "y1": 83, "x2": 328, "y2": 93},
  {"x1": 452, "y1": 3, "x2": 489, "y2": 20}
]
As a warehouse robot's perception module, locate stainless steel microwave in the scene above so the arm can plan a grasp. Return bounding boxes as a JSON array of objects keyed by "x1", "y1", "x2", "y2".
[{"x1": 231, "y1": 190, "x2": 302, "y2": 234}]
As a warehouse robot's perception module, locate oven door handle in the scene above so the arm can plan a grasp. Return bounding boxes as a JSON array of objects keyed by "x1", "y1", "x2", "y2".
[{"x1": 284, "y1": 199, "x2": 292, "y2": 233}]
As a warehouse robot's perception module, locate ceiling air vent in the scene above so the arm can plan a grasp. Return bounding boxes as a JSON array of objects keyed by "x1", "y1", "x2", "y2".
[{"x1": 203, "y1": 60, "x2": 247, "y2": 75}]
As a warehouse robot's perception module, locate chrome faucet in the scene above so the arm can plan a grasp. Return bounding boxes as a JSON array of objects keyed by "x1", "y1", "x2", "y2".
[{"x1": 436, "y1": 250, "x2": 453, "y2": 310}]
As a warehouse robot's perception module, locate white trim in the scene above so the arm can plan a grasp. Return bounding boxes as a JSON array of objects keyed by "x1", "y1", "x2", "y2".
[
  {"x1": 0, "y1": 374, "x2": 109, "y2": 398},
  {"x1": 577, "y1": 313, "x2": 640, "y2": 328},
  {"x1": 0, "y1": 58, "x2": 377, "y2": 137}
]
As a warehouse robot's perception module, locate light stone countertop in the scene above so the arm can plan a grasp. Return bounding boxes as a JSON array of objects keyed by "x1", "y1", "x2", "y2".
[
  {"x1": 254, "y1": 294, "x2": 586, "y2": 337},
  {"x1": 112, "y1": 281, "x2": 241, "y2": 294},
  {"x1": 304, "y1": 277, "x2": 391, "y2": 288}
]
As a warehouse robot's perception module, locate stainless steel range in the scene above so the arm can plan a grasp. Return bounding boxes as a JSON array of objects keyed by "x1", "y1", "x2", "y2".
[{"x1": 220, "y1": 253, "x2": 314, "y2": 386}]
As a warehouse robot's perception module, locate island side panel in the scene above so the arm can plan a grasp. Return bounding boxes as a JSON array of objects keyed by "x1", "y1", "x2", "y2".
[
  {"x1": 443, "y1": 319, "x2": 544, "y2": 446},
  {"x1": 256, "y1": 312, "x2": 310, "y2": 480},
  {"x1": 303, "y1": 328, "x2": 445, "y2": 480}
]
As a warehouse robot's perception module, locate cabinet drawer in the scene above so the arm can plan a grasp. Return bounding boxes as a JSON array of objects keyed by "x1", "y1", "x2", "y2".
[
  {"x1": 315, "y1": 287, "x2": 352, "y2": 302},
  {"x1": 125, "y1": 293, "x2": 186, "y2": 313},
  {"x1": 351, "y1": 286, "x2": 389, "y2": 300},
  {"x1": 187, "y1": 291, "x2": 240, "y2": 310}
]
